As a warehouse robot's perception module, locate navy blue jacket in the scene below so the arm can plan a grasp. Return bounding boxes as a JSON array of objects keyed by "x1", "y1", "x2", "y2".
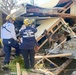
[{"x1": 19, "y1": 25, "x2": 38, "y2": 50}]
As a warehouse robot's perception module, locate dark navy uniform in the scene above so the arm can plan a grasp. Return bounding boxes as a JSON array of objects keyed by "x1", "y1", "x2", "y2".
[
  {"x1": 19, "y1": 25, "x2": 38, "y2": 69},
  {"x1": 1, "y1": 22, "x2": 20, "y2": 65}
]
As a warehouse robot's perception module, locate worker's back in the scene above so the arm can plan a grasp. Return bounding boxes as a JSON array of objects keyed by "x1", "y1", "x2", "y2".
[{"x1": 19, "y1": 25, "x2": 37, "y2": 50}]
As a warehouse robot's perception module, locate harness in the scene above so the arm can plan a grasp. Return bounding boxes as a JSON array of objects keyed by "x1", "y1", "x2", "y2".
[{"x1": 2, "y1": 25, "x2": 11, "y2": 33}]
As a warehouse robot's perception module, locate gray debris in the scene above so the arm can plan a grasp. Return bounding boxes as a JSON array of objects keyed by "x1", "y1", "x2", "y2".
[{"x1": 71, "y1": 71, "x2": 76, "y2": 75}]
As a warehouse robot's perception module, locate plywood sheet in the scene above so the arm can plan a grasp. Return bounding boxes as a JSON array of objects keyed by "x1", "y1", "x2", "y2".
[
  {"x1": 35, "y1": 18, "x2": 60, "y2": 41},
  {"x1": 70, "y1": 4, "x2": 76, "y2": 15}
]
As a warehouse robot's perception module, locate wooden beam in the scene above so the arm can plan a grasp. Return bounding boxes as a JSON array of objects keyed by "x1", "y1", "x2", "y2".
[
  {"x1": 63, "y1": 1, "x2": 72, "y2": 8},
  {"x1": 37, "y1": 19, "x2": 61, "y2": 50},
  {"x1": 53, "y1": 24, "x2": 62, "y2": 33},
  {"x1": 46, "y1": 13, "x2": 76, "y2": 18},
  {"x1": 61, "y1": 18, "x2": 76, "y2": 36},
  {"x1": 54, "y1": 59, "x2": 73, "y2": 75},
  {"x1": 36, "y1": 18, "x2": 61, "y2": 41},
  {"x1": 47, "y1": 39, "x2": 66, "y2": 55},
  {"x1": 35, "y1": 53, "x2": 72, "y2": 59},
  {"x1": 62, "y1": 3, "x2": 73, "y2": 13},
  {"x1": 58, "y1": 1, "x2": 72, "y2": 13},
  {"x1": 38, "y1": 39, "x2": 48, "y2": 50},
  {"x1": 36, "y1": 35, "x2": 45, "y2": 42},
  {"x1": 35, "y1": 39, "x2": 66, "y2": 67},
  {"x1": 38, "y1": 24, "x2": 62, "y2": 50},
  {"x1": 57, "y1": 13, "x2": 76, "y2": 18},
  {"x1": 16, "y1": 62, "x2": 21, "y2": 75},
  {"x1": 45, "y1": 58, "x2": 59, "y2": 67},
  {"x1": 60, "y1": 18, "x2": 67, "y2": 24},
  {"x1": 48, "y1": 19, "x2": 61, "y2": 32}
]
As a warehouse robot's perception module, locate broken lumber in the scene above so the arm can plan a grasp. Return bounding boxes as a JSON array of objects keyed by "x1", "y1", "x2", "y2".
[
  {"x1": 35, "y1": 53, "x2": 72, "y2": 59},
  {"x1": 35, "y1": 39, "x2": 66, "y2": 67},
  {"x1": 16, "y1": 62, "x2": 21, "y2": 75},
  {"x1": 54, "y1": 59, "x2": 73, "y2": 75}
]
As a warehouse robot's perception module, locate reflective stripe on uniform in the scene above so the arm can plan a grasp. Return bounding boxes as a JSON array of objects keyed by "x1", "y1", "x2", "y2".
[{"x1": 23, "y1": 35, "x2": 34, "y2": 38}]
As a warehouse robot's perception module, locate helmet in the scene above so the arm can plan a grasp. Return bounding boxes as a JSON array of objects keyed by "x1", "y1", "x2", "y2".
[
  {"x1": 6, "y1": 15, "x2": 16, "y2": 21},
  {"x1": 12, "y1": 15, "x2": 16, "y2": 21},
  {"x1": 23, "y1": 19, "x2": 35, "y2": 26},
  {"x1": 23, "y1": 19, "x2": 31, "y2": 26}
]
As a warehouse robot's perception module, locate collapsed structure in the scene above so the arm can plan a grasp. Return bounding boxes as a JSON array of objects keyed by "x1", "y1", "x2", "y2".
[{"x1": 0, "y1": 0, "x2": 76, "y2": 75}]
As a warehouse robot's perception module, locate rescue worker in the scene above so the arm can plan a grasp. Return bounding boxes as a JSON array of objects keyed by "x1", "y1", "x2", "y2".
[
  {"x1": 19, "y1": 19, "x2": 38, "y2": 69},
  {"x1": 1, "y1": 15, "x2": 20, "y2": 65}
]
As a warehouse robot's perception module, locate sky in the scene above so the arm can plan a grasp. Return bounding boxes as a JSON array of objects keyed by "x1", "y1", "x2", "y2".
[
  {"x1": 17, "y1": 0, "x2": 60, "y2": 8},
  {"x1": 37, "y1": 0, "x2": 60, "y2": 8},
  {"x1": 34, "y1": 0, "x2": 50, "y2": 5},
  {"x1": 17, "y1": 0, "x2": 52, "y2": 5}
]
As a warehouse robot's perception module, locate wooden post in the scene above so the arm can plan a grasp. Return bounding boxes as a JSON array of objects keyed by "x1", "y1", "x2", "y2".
[
  {"x1": 16, "y1": 62, "x2": 21, "y2": 75},
  {"x1": 54, "y1": 59, "x2": 73, "y2": 75}
]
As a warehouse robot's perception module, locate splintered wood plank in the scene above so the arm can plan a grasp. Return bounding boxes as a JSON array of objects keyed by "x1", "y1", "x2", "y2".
[
  {"x1": 16, "y1": 62, "x2": 21, "y2": 75},
  {"x1": 53, "y1": 59, "x2": 73, "y2": 75}
]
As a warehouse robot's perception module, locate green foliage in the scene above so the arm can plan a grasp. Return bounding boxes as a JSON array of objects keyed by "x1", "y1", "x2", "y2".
[
  {"x1": 7, "y1": 56, "x2": 24, "y2": 72},
  {"x1": 6, "y1": 56, "x2": 34, "y2": 73}
]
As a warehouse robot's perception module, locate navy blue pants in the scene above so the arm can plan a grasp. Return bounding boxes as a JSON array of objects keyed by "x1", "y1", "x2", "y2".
[
  {"x1": 3, "y1": 38, "x2": 20, "y2": 65},
  {"x1": 20, "y1": 49, "x2": 35, "y2": 69}
]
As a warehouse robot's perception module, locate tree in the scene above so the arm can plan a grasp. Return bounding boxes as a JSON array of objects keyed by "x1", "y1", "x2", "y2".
[
  {"x1": 0, "y1": 0, "x2": 17, "y2": 15},
  {"x1": 0, "y1": 0, "x2": 25, "y2": 17}
]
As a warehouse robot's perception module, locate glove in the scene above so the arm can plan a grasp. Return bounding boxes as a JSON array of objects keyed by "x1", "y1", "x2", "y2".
[
  {"x1": 34, "y1": 46, "x2": 39, "y2": 53},
  {"x1": 17, "y1": 37, "x2": 21, "y2": 43}
]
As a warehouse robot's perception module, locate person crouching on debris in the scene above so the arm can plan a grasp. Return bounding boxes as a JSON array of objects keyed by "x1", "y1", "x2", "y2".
[
  {"x1": 19, "y1": 18, "x2": 38, "y2": 69},
  {"x1": 1, "y1": 15, "x2": 20, "y2": 66}
]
